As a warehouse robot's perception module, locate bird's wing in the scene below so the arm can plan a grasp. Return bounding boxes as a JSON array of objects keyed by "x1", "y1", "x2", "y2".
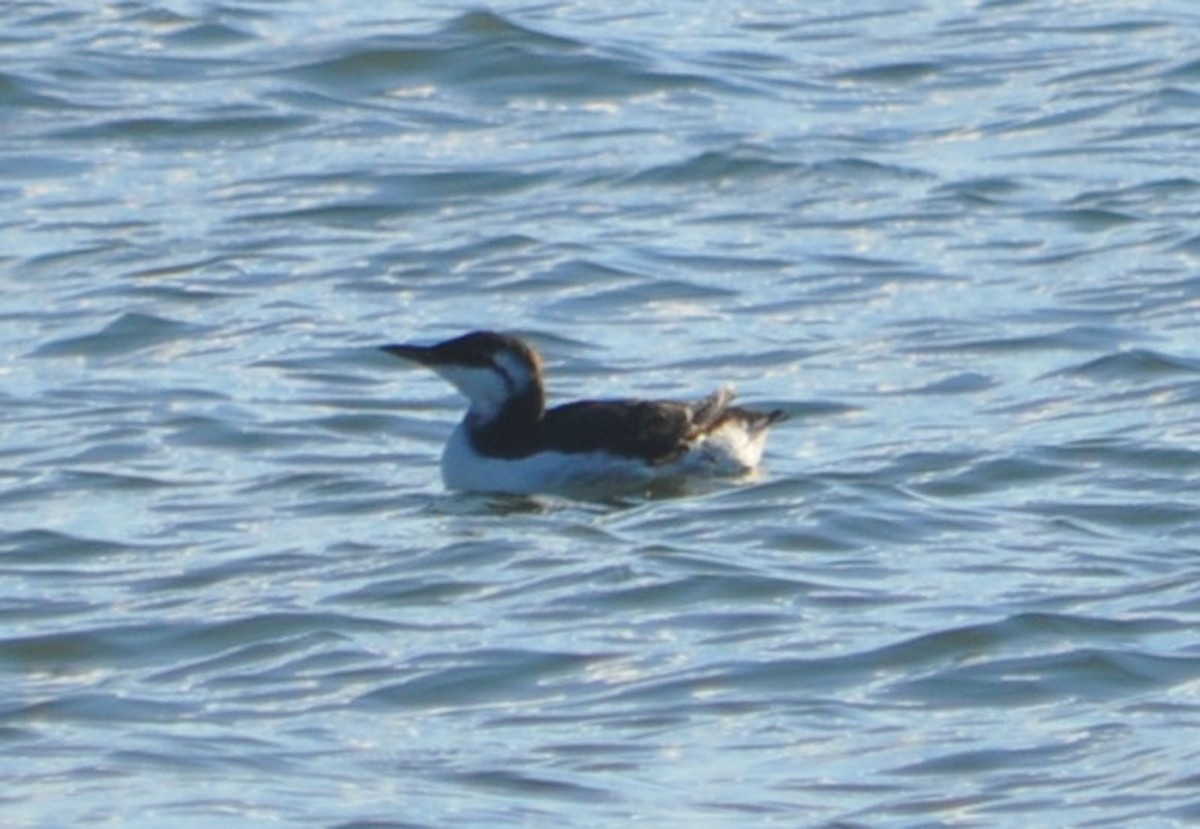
[{"x1": 537, "y1": 398, "x2": 701, "y2": 464}]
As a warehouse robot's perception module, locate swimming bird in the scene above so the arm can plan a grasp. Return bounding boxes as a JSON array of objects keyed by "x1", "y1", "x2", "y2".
[{"x1": 381, "y1": 330, "x2": 786, "y2": 496}]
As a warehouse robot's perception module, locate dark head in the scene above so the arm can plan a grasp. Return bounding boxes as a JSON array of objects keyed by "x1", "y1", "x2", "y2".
[{"x1": 381, "y1": 331, "x2": 545, "y2": 422}]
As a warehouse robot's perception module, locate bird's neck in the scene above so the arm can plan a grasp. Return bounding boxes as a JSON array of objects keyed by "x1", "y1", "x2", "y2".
[{"x1": 465, "y1": 383, "x2": 546, "y2": 457}]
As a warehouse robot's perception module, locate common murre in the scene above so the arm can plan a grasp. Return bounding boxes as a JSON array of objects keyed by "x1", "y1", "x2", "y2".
[{"x1": 381, "y1": 330, "x2": 787, "y2": 496}]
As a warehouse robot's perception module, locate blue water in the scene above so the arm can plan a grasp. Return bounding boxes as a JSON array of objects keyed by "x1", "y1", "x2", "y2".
[{"x1": 3, "y1": 2, "x2": 1200, "y2": 826}]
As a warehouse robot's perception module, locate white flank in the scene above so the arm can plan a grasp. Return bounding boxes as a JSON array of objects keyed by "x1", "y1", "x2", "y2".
[{"x1": 440, "y1": 418, "x2": 770, "y2": 496}]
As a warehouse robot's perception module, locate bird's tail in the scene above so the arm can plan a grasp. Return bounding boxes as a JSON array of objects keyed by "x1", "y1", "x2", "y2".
[{"x1": 689, "y1": 386, "x2": 736, "y2": 435}]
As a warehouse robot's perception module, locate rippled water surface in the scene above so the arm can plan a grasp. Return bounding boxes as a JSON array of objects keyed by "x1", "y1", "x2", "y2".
[{"x1": 4, "y1": 1, "x2": 1200, "y2": 826}]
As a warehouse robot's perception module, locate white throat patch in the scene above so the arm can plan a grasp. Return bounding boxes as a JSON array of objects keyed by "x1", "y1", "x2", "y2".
[
  {"x1": 432, "y1": 350, "x2": 535, "y2": 422},
  {"x1": 433, "y1": 364, "x2": 510, "y2": 421},
  {"x1": 492, "y1": 349, "x2": 536, "y2": 393}
]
